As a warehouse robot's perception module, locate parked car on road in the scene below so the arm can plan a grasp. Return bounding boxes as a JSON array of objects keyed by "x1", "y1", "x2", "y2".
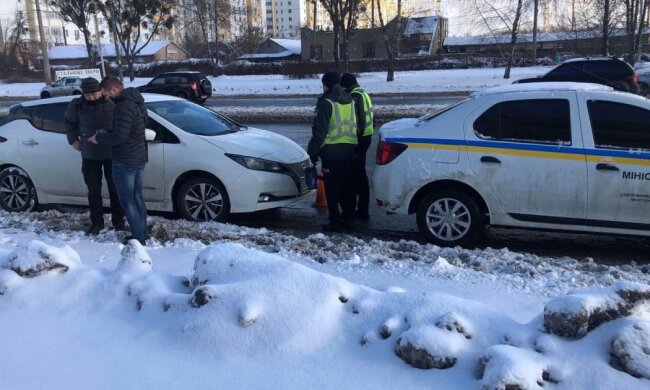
[
  {"x1": 40, "y1": 77, "x2": 83, "y2": 99},
  {"x1": 514, "y1": 57, "x2": 640, "y2": 93},
  {"x1": 137, "y1": 71, "x2": 213, "y2": 104},
  {"x1": 0, "y1": 94, "x2": 312, "y2": 222},
  {"x1": 373, "y1": 82, "x2": 650, "y2": 246}
]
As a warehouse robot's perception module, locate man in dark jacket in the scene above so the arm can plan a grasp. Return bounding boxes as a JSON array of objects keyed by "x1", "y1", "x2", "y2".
[
  {"x1": 89, "y1": 76, "x2": 148, "y2": 244},
  {"x1": 341, "y1": 73, "x2": 374, "y2": 221},
  {"x1": 307, "y1": 72, "x2": 358, "y2": 232},
  {"x1": 65, "y1": 77, "x2": 125, "y2": 235}
]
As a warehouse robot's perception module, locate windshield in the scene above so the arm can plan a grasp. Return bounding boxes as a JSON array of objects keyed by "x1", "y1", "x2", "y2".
[{"x1": 146, "y1": 100, "x2": 240, "y2": 136}]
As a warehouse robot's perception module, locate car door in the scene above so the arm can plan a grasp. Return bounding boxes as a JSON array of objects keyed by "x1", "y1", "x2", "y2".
[
  {"x1": 16, "y1": 102, "x2": 86, "y2": 199},
  {"x1": 140, "y1": 76, "x2": 166, "y2": 94},
  {"x1": 466, "y1": 92, "x2": 588, "y2": 222},
  {"x1": 141, "y1": 114, "x2": 166, "y2": 203},
  {"x1": 64, "y1": 78, "x2": 78, "y2": 95},
  {"x1": 577, "y1": 93, "x2": 650, "y2": 228},
  {"x1": 49, "y1": 79, "x2": 63, "y2": 96}
]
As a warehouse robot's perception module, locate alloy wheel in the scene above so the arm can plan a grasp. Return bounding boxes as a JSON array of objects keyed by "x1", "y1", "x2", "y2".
[
  {"x1": 0, "y1": 173, "x2": 29, "y2": 211},
  {"x1": 424, "y1": 197, "x2": 472, "y2": 242},
  {"x1": 184, "y1": 182, "x2": 224, "y2": 221}
]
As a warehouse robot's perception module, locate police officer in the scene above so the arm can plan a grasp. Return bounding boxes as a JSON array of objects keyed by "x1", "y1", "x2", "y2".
[
  {"x1": 65, "y1": 77, "x2": 125, "y2": 235},
  {"x1": 307, "y1": 71, "x2": 358, "y2": 232},
  {"x1": 341, "y1": 73, "x2": 373, "y2": 220}
]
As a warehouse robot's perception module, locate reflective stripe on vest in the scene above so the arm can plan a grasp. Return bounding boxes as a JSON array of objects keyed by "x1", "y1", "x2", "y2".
[
  {"x1": 323, "y1": 99, "x2": 358, "y2": 146},
  {"x1": 351, "y1": 87, "x2": 374, "y2": 136}
]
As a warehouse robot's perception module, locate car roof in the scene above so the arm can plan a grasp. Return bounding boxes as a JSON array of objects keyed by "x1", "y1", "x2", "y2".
[
  {"x1": 17, "y1": 93, "x2": 182, "y2": 107},
  {"x1": 471, "y1": 82, "x2": 614, "y2": 98},
  {"x1": 564, "y1": 56, "x2": 623, "y2": 63},
  {"x1": 157, "y1": 71, "x2": 203, "y2": 75}
]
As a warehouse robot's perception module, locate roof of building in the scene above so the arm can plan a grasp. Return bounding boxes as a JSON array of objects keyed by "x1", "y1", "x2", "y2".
[
  {"x1": 47, "y1": 41, "x2": 178, "y2": 60},
  {"x1": 238, "y1": 51, "x2": 299, "y2": 60},
  {"x1": 269, "y1": 39, "x2": 301, "y2": 55},
  {"x1": 403, "y1": 16, "x2": 439, "y2": 37}
]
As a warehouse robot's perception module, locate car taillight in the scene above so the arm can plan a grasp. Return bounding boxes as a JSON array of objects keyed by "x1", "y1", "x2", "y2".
[
  {"x1": 376, "y1": 141, "x2": 408, "y2": 165},
  {"x1": 631, "y1": 72, "x2": 638, "y2": 85},
  {"x1": 190, "y1": 81, "x2": 198, "y2": 91}
]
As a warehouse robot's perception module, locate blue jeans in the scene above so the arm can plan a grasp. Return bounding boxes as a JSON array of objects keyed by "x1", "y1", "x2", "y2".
[{"x1": 112, "y1": 162, "x2": 147, "y2": 240}]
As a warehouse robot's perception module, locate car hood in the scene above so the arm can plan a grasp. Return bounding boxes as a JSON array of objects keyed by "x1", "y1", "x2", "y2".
[
  {"x1": 379, "y1": 118, "x2": 419, "y2": 138},
  {"x1": 199, "y1": 127, "x2": 308, "y2": 163}
]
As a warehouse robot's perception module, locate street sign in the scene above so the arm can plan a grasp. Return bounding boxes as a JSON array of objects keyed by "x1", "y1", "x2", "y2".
[{"x1": 54, "y1": 68, "x2": 102, "y2": 81}]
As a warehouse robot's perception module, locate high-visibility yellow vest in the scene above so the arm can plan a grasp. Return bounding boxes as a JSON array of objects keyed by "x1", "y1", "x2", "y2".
[
  {"x1": 351, "y1": 87, "x2": 374, "y2": 136},
  {"x1": 322, "y1": 99, "x2": 358, "y2": 146}
]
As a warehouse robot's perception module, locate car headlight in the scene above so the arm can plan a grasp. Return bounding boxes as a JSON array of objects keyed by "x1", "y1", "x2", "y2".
[{"x1": 226, "y1": 154, "x2": 287, "y2": 173}]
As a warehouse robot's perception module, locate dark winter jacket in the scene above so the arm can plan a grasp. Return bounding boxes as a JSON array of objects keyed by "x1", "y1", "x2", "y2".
[
  {"x1": 64, "y1": 96, "x2": 114, "y2": 161},
  {"x1": 307, "y1": 84, "x2": 357, "y2": 165},
  {"x1": 96, "y1": 87, "x2": 148, "y2": 166},
  {"x1": 346, "y1": 83, "x2": 372, "y2": 157}
]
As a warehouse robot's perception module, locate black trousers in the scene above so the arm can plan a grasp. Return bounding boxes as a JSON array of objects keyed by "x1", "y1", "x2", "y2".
[
  {"x1": 322, "y1": 160, "x2": 355, "y2": 225},
  {"x1": 82, "y1": 159, "x2": 125, "y2": 226},
  {"x1": 354, "y1": 148, "x2": 370, "y2": 215}
]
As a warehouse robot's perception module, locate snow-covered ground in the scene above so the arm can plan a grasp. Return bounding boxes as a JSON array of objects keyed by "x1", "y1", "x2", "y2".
[
  {"x1": 1, "y1": 210, "x2": 648, "y2": 389},
  {"x1": 0, "y1": 67, "x2": 550, "y2": 97}
]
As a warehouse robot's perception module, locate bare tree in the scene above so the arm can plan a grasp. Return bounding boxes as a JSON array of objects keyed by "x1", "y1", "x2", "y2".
[
  {"x1": 99, "y1": 0, "x2": 175, "y2": 81},
  {"x1": 623, "y1": 0, "x2": 650, "y2": 62},
  {"x1": 49, "y1": 0, "x2": 97, "y2": 67},
  {"x1": 375, "y1": 0, "x2": 401, "y2": 81},
  {"x1": 8, "y1": 11, "x2": 29, "y2": 68},
  {"x1": 174, "y1": 0, "x2": 231, "y2": 74},
  {"x1": 318, "y1": 0, "x2": 364, "y2": 71}
]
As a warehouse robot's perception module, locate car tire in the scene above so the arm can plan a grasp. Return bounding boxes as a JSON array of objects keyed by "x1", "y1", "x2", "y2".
[
  {"x1": 40, "y1": 91, "x2": 50, "y2": 99},
  {"x1": 72, "y1": 90, "x2": 81, "y2": 95},
  {"x1": 176, "y1": 176, "x2": 230, "y2": 222},
  {"x1": 0, "y1": 167, "x2": 38, "y2": 212},
  {"x1": 416, "y1": 189, "x2": 482, "y2": 247}
]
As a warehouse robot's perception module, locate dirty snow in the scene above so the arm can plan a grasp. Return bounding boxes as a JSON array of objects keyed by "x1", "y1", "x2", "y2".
[{"x1": 0, "y1": 215, "x2": 648, "y2": 389}]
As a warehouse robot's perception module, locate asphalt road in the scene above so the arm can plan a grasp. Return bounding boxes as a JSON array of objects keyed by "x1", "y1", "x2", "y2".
[
  {"x1": 1, "y1": 100, "x2": 649, "y2": 264},
  {"x1": 0, "y1": 93, "x2": 467, "y2": 110}
]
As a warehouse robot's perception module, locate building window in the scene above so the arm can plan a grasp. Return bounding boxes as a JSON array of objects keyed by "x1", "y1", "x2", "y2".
[
  {"x1": 74, "y1": 30, "x2": 80, "y2": 40},
  {"x1": 362, "y1": 42, "x2": 375, "y2": 58},
  {"x1": 288, "y1": 9, "x2": 292, "y2": 13}
]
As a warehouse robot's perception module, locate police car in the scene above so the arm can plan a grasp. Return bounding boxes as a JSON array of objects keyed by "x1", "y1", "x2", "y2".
[{"x1": 373, "y1": 82, "x2": 650, "y2": 246}]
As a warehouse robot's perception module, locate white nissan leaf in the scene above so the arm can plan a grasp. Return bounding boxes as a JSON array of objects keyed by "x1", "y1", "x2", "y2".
[{"x1": 0, "y1": 94, "x2": 313, "y2": 222}]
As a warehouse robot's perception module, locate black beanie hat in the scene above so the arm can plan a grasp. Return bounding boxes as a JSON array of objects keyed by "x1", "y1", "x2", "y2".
[
  {"x1": 341, "y1": 73, "x2": 358, "y2": 88},
  {"x1": 321, "y1": 71, "x2": 341, "y2": 88},
  {"x1": 81, "y1": 77, "x2": 100, "y2": 93}
]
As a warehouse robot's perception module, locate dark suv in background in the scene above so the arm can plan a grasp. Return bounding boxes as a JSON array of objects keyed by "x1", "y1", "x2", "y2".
[
  {"x1": 515, "y1": 57, "x2": 639, "y2": 93},
  {"x1": 137, "y1": 71, "x2": 213, "y2": 104}
]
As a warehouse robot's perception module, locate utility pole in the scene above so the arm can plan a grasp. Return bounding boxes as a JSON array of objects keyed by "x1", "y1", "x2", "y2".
[
  {"x1": 34, "y1": 0, "x2": 51, "y2": 85},
  {"x1": 93, "y1": 12, "x2": 106, "y2": 77}
]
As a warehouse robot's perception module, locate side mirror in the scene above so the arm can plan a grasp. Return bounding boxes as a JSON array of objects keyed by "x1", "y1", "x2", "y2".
[{"x1": 145, "y1": 128, "x2": 157, "y2": 142}]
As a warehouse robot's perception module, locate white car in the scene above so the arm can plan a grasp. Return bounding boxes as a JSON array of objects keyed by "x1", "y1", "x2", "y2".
[
  {"x1": 373, "y1": 82, "x2": 650, "y2": 246},
  {"x1": 0, "y1": 94, "x2": 313, "y2": 222}
]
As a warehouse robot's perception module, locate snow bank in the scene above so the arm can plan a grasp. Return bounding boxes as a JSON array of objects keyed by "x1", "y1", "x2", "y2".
[{"x1": 0, "y1": 235, "x2": 648, "y2": 388}]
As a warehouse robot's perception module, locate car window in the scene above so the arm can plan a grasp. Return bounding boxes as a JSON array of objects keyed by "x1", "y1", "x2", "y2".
[
  {"x1": 65, "y1": 78, "x2": 77, "y2": 86},
  {"x1": 52, "y1": 80, "x2": 62, "y2": 87},
  {"x1": 150, "y1": 76, "x2": 166, "y2": 86},
  {"x1": 146, "y1": 116, "x2": 180, "y2": 144},
  {"x1": 146, "y1": 100, "x2": 239, "y2": 136},
  {"x1": 474, "y1": 99, "x2": 571, "y2": 145},
  {"x1": 548, "y1": 63, "x2": 583, "y2": 77},
  {"x1": 587, "y1": 100, "x2": 650, "y2": 150},
  {"x1": 166, "y1": 76, "x2": 189, "y2": 84},
  {"x1": 584, "y1": 61, "x2": 628, "y2": 77},
  {"x1": 32, "y1": 103, "x2": 68, "y2": 133}
]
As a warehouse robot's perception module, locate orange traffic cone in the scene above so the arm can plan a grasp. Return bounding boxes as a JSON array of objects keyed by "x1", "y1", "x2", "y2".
[{"x1": 313, "y1": 170, "x2": 328, "y2": 208}]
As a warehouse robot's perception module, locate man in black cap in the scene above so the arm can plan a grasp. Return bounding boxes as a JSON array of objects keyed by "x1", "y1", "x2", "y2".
[
  {"x1": 341, "y1": 73, "x2": 374, "y2": 220},
  {"x1": 65, "y1": 77, "x2": 125, "y2": 235},
  {"x1": 307, "y1": 71, "x2": 358, "y2": 232}
]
